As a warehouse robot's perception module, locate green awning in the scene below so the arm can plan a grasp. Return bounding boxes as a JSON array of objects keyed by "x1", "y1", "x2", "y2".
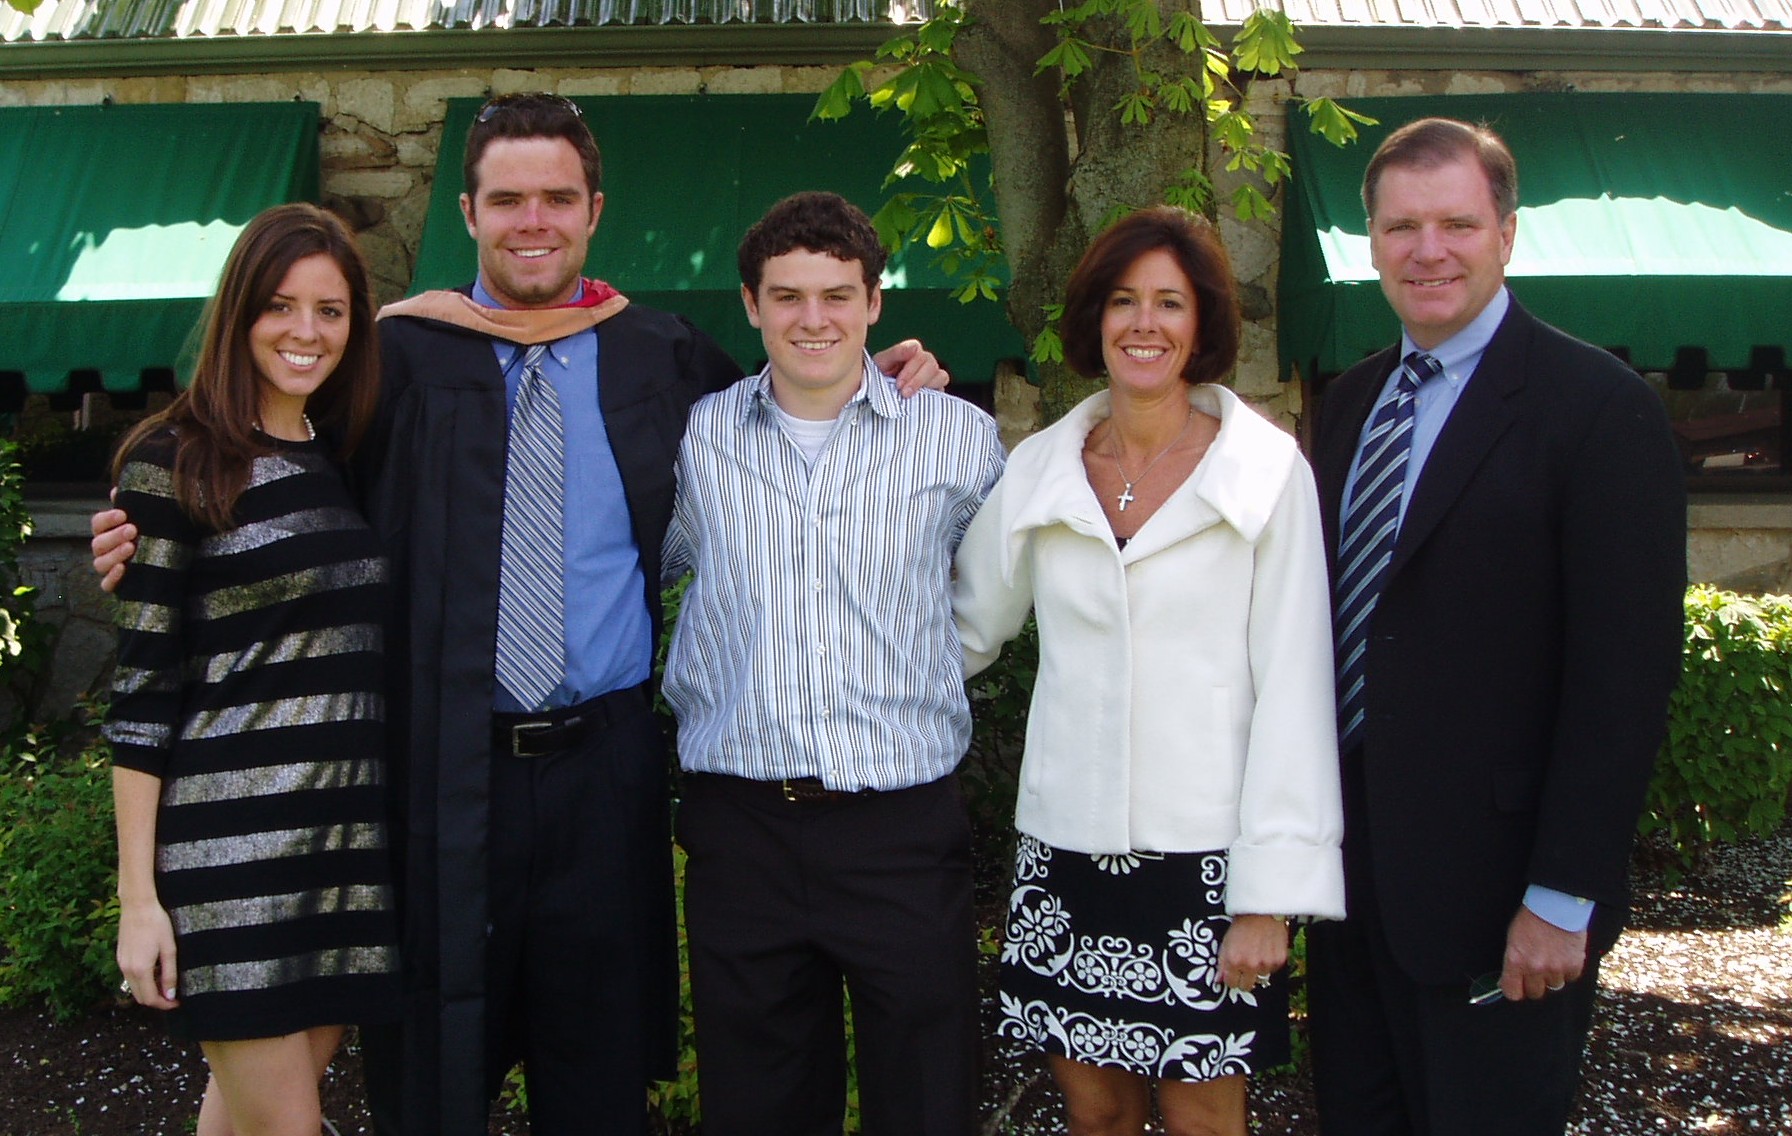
[
  {"x1": 412, "y1": 95, "x2": 1025, "y2": 385},
  {"x1": 0, "y1": 102, "x2": 321, "y2": 402},
  {"x1": 1280, "y1": 93, "x2": 1792, "y2": 380}
]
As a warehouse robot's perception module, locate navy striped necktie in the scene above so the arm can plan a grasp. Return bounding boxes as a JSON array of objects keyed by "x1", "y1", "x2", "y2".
[
  {"x1": 495, "y1": 343, "x2": 567, "y2": 710},
  {"x1": 1334, "y1": 350, "x2": 1441, "y2": 752}
]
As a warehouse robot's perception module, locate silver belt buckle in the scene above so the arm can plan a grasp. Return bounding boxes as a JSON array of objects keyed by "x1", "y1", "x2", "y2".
[{"x1": 511, "y1": 721, "x2": 553, "y2": 757}]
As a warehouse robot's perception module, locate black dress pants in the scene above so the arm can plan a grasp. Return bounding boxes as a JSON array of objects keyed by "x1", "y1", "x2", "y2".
[
  {"x1": 483, "y1": 682, "x2": 678, "y2": 1136},
  {"x1": 1307, "y1": 754, "x2": 1600, "y2": 1136},
  {"x1": 676, "y1": 772, "x2": 979, "y2": 1136}
]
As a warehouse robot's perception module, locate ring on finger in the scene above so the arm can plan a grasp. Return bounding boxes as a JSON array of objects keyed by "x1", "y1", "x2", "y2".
[
  {"x1": 119, "y1": 979, "x2": 132, "y2": 996},
  {"x1": 1546, "y1": 981, "x2": 1565, "y2": 992}
]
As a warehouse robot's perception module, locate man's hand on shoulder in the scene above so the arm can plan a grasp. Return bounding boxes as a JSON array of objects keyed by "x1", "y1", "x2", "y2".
[
  {"x1": 874, "y1": 339, "x2": 950, "y2": 397},
  {"x1": 1497, "y1": 904, "x2": 1589, "y2": 1001},
  {"x1": 92, "y1": 506, "x2": 138, "y2": 594}
]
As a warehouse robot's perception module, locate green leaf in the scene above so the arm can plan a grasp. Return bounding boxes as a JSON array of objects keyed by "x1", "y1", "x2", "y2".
[
  {"x1": 1234, "y1": 9, "x2": 1303, "y2": 75},
  {"x1": 1167, "y1": 10, "x2": 1204, "y2": 52},
  {"x1": 910, "y1": 64, "x2": 965, "y2": 119},
  {"x1": 925, "y1": 209, "x2": 955, "y2": 249},
  {"x1": 1232, "y1": 183, "x2": 1277, "y2": 221},
  {"x1": 1116, "y1": 90, "x2": 1154, "y2": 126},
  {"x1": 1305, "y1": 97, "x2": 1379, "y2": 147},
  {"x1": 810, "y1": 63, "x2": 870, "y2": 122},
  {"x1": 1158, "y1": 77, "x2": 1203, "y2": 116},
  {"x1": 916, "y1": 13, "x2": 960, "y2": 55},
  {"x1": 1124, "y1": 0, "x2": 1163, "y2": 42},
  {"x1": 1030, "y1": 325, "x2": 1065, "y2": 365},
  {"x1": 1037, "y1": 37, "x2": 1095, "y2": 79}
]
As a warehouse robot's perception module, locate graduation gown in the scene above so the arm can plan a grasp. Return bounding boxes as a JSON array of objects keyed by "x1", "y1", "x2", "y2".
[{"x1": 360, "y1": 295, "x2": 741, "y2": 1134}]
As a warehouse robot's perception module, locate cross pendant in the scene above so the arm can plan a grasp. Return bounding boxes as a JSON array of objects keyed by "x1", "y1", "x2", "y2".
[{"x1": 1117, "y1": 485, "x2": 1135, "y2": 512}]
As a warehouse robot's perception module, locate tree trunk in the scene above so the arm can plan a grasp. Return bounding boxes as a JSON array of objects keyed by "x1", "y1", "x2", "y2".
[{"x1": 959, "y1": 0, "x2": 1214, "y2": 423}]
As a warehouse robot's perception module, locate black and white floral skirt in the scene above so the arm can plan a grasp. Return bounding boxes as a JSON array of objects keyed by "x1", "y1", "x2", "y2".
[{"x1": 997, "y1": 834, "x2": 1290, "y2": 1082}]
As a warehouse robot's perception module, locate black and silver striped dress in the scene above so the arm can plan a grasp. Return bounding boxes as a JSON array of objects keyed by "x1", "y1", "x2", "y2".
[{"x1": 106, "y1": 427, "x2": 400, "y2": 1041}]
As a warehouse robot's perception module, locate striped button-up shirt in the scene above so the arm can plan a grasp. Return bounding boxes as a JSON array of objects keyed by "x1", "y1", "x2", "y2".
[{"x1": 662, "y1": 355, "x2": 1005, "y2": 791}]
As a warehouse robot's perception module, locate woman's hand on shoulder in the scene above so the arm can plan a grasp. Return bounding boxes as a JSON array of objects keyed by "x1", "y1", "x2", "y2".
[
  {"x1": 1217, "y1": 913, "x2": 1289, "y2": 990},
  {"x1": 116, "y1": 899, "x2": 180, "y2": 1010}
]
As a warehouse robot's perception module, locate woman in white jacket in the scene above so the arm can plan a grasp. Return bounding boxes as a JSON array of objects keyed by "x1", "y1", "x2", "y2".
[{"x1": 954, "y1": 207, "x2": 1345, "y2": 1136}]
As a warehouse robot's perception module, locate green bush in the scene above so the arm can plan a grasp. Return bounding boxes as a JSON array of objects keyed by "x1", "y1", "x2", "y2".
[
  {"x1": 1643, "y1": 585, "x2": 1792, "y2": 877},
  {"x1": 0, "y1": 707, "x2": 119, "y2": 1019},
  {"x1": 0, "y1": 435, "x2": 48, "y2": 703}
]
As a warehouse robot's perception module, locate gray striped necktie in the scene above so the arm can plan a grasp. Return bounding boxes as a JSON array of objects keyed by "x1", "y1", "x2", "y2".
[
  {"x1": 496, "y1": 343, "x2": 566, "y2": 709},
  {"x1": 1334, "y1": 350, "x2": 1441, "y2": 752}
]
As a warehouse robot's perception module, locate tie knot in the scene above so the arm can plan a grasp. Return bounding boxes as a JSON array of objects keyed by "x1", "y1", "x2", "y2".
[
  {"x1": 1401, "y1": 351, "x2": 1442, "y2": 392},
  {"x1": 522, "y1": 343, "x2": 551, "y2": 372}
]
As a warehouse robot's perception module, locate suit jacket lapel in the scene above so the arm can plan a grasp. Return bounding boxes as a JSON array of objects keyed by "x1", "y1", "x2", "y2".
[
  {"x1": 1318, "y1": 348, "x2": 1398, "y2": 560},
  {"x1": 1388, "y1": 301, "x2": 1534, "y2": 578}
]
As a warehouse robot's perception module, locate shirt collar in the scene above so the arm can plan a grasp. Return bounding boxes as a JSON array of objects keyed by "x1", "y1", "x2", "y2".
[
  {"x1": 1399, "y1": 286, "x2": 1510, "y2": 388},
  {"x1": 739, "y1": 351, "x2": 898, "y2": 426}
]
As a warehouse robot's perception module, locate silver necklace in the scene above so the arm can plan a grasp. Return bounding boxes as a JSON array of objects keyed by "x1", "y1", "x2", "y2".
[
  {"x1": 254, "y1": 414, "x2": 316, "y2": 442},
  {"x1": 1109, "y1": 410, "x2": 1192, "y2": 512}
]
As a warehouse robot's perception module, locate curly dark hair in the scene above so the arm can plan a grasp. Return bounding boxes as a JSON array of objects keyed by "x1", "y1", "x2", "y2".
[{"x1": 738, "y1": 191, "x2": 887, "y2": 294}]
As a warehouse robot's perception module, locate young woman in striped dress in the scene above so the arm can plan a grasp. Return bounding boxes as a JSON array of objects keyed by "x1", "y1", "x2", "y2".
[{"x1": 107, "y1": 203, "x2": 399, "y2": 1136}]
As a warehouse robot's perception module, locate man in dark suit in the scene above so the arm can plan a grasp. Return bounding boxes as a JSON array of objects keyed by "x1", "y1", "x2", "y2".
[{"x1": 1305, "y1": 117, "x2": 1685, "y2": 1136}]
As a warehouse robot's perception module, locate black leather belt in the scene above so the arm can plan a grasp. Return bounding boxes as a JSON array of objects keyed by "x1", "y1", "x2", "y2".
[
  {"x1": 493, "y1": 700, "x2": 607, "y2": 757},
  {"x1": 686, "y1": 772, "x2": 879, "y2": 805}
]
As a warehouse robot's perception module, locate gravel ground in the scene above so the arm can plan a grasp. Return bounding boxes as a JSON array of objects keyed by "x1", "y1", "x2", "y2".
[{"x1": 3, "y1": 829, "x2": 1787, "y2": 1136}]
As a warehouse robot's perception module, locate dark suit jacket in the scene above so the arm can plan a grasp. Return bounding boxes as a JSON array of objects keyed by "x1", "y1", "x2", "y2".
[
  {"x1": 1312, "y1": 297, "x2": 1685, "y2": 986},
  {"x1": 358, "y1": 301, "x2": 741, "y2": 1136}
]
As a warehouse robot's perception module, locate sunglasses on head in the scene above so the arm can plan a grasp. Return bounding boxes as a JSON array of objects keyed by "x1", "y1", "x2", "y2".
[{"x1": 475, "y1": 94, "x2": 584, "y2": 124}]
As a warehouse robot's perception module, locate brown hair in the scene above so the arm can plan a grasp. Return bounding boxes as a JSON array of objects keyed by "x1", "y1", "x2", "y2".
[
  {"x1": 737, "y1": 191, "x2": 888, "y2": 294},
  {"x1": 463, "y1": 93, "x2": 602, "y2": 204},
  {"x1": 1362, "y1": 117, "x2": 1519, "y2": 220},
  {"x1": 112, "y1": 203, "x2": 380, "y2": 531},
  {"x1": 1060, "y1": 205, "x2": 1241, "y2": 386}
]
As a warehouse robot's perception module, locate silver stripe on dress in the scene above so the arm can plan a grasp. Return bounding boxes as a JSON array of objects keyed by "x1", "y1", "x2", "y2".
[
  {"x1": 111, "y1": 665, "x2": 180, "y2": 697},
  {"x1": 180, "y1": 944, "x2": 397, "y2": 997},
  {"x1": 157, "y1": 821, "x2": 386, "y2": 874},
  {"x1": 245, "y1": 452, "x2": 313, "y2": 489},
  {"x1": 169, "y1": 883, "x2": 390, "y2": 935},
  {"x1": 113, "y1": 599, "x2": 178, "y2": 634},
  {"x1": 135, "y1": 534, "x2": 192, "y2": 572},
  {"x1": 197, "y1": 624, "x2": 384, "y2": 686},
  {"x1": 197, "y1": 558, "x2": 386, "y2": 621},
  {"x1": 180, "y1": 692, "x2": 384, "y2": 741},
  {"x1": 162, "y1": 757, "x2": 383, "y2": 807},
  {"x1": 118, "y1": 460, "x2": 174, "y2": 498},
  {"x1": 202, "y1": 506, "x2": 369, "y2": 557},
  {"x1": 106, "y1": 719, "x2": 173, "y2": 749}
]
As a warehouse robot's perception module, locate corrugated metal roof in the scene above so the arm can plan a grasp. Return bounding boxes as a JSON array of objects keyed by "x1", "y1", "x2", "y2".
[
  {"x1": 4, "y1": 0, "x2": 1788, "y2": 45},
  {"x1": 1208, "y1": 0, "x2": 1792, "y2": 29},
  {"x1": 0, "y1": 0, "x2": 931, "y2": 41}
]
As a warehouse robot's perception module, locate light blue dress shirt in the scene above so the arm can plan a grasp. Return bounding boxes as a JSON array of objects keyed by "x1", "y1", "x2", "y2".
[
  {"x1": 475, "y1": 279, "x2": 653, "y2": 711},
  {"x1": 1343, "y1": 287, "x2": 1592, "y2": 934}
]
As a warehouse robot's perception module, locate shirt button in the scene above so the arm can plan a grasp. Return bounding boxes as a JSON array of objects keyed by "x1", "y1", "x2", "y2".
[
  {"x1": 816, "y1": 645, "x2": 826, "y2": 656},
  {"x1": 559, "y1": 355, "x2": 571, "y2": 366},
  {"x1": 811, "y1": 579, "x2": 823, "y2": 592}
]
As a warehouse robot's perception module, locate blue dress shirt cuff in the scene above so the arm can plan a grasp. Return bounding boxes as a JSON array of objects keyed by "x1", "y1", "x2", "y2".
[{"x1": 1524, "y1": 885, "x2": 1594, "y2": 933}]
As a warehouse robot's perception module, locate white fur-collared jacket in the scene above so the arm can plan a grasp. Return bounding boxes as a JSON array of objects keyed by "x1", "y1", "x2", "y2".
[{"x1": 954, "y1": 383, "x2": 1346, "y2": 919}]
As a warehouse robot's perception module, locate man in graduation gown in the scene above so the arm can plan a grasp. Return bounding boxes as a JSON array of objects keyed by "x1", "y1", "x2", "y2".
[{"x1": 93, "y1": 93, "x2": 943, "y2": 1135}]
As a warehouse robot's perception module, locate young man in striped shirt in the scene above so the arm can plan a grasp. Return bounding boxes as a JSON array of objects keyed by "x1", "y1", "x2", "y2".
[{"x1": 661, "y1": 191, "x2": 1006, "y2": 1136}]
